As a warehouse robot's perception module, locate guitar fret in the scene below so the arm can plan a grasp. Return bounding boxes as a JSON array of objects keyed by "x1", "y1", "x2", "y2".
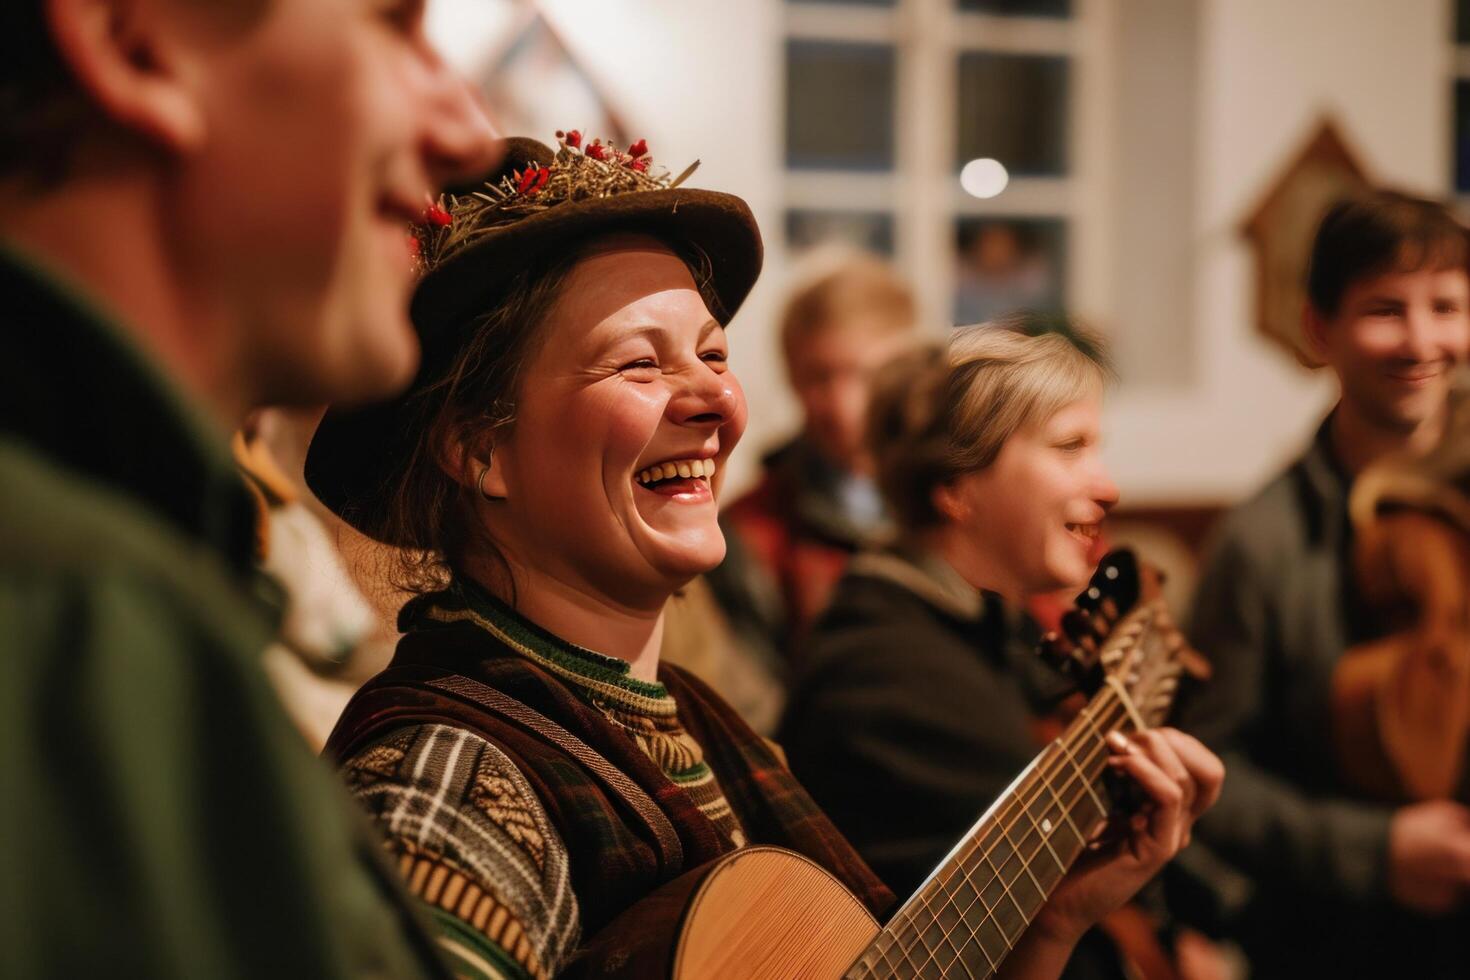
[
  {"x1": 1037, "y1": 748, "x2": 1089, "y2": 852},
  {"x1": 957, "y1": 861, "x2": 1004, "y2": 975},
  {"x1": 950, "y1": 859, "x2": 1005, "y2": 975},
  {"x1": 1017, "y1": 789, "x2": 1068, "y2": 886},
  {"x1": 1057, "y1": 735, "x2": 1109, "y2": 822}
]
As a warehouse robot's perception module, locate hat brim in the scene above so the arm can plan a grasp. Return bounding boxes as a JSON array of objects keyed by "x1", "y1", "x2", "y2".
[{"x1": 306, "y1": 180, "x2": 762, "y2": 545}]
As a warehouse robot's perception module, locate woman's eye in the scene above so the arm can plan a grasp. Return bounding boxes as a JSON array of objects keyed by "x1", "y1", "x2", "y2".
[
  {"x1": 700, "y1": 351, "x2": 728, "y2": 364},
  {"x1": 620, "y1": 358, "x2": 658, "y2": 373}
]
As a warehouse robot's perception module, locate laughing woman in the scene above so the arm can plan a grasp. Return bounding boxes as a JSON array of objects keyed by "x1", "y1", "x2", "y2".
[{"x1": 304, "y1": 134, "x2": 1221, "y2": 980}]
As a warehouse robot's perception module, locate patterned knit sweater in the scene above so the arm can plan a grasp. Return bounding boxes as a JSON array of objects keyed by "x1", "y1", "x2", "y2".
[{"x1": 340, "y1": 592, "x2": 747, "y2": 980}]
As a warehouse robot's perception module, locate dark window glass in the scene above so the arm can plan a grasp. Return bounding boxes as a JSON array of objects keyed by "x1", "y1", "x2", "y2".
[
  {"x1": 1458, "y1": 0, "x2": 1470, "y2": 43},
  {"x1": 954, "y1": 217, "x2": 1066, "y2": 323},
  {"x1": 787, "y1": 209, "x2": 895, "y2": 255},
  {"x1": 786, "y1": 41, "x2": 896, "y2": 171},
  {"x1": 790, "y1": 0, "x2": 895, "y2": 5},
  {"x1": 959, "y1": 0, "x2": 1071, "y2": 16},
  {"x1": 1457, "y1": 80, "x2": 1470, "y2": 193},
  {"x1": 956, "y1": 53, "x2": 1069, "y2": 176}
]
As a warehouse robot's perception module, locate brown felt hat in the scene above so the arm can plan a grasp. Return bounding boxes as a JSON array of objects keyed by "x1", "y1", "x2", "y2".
[{"x1": 304, "y1": 134, "x2": 763, "y2": 543}]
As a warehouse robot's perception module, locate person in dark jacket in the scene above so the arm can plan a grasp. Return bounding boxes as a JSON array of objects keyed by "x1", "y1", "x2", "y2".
[
  {"x1": 715, "y1": 248, "x2": 919, "y2": 668},
  {"x1": 305, "y1": 134, "x2": 1223, "y2": 980},
  {"x1": 0, "y1": 2, "x2": 495, "y2": 976},
  {"x1": 1180, "y1": 190, "x2": 1470, "y2": 977},
  {"x1": 782, "y1": 323, "x2": 1225, "y2": 979}
]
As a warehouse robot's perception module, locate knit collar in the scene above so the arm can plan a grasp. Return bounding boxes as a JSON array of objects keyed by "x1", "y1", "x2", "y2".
[{"x1": 403, "y1": 577, "x2": 676, "y2": 716}]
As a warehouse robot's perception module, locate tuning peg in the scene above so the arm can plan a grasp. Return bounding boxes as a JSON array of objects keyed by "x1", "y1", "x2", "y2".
[
  {"x1": 1178, "y1": 646, "x2": 1213, "y2": 681},
  {"x1": 1039, "y1": 629, "x2": 1102, "y2": 685}
]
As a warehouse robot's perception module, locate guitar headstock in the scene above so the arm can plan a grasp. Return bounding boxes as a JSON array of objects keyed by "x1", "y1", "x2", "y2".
[{"x1": 1039, "y1": 549, "x2": 1211, "y2": 721}]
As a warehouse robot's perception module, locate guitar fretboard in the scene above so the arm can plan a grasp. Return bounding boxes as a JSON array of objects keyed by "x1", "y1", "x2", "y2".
[{"x1": 845, "y1": 683, "x2": 1141, "y2": 979}]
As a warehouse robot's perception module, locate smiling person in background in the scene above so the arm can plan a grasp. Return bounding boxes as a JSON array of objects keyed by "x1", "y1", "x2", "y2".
[
  {"x1": 0, "y1": 0, "x2": 496, "y2": 976},
  {"x1": 780, "y1": 322, "x2": 1222, "y2": 979},
  {"x1": 306, "y1": 134, "x2": 1222, "y2": 980},
  {"x1": 715, "y1": 249, "x2": 920, "y2": 672},
  {"x1": 1180, "y1": 189, "x2": 1470, "y2": 978}
]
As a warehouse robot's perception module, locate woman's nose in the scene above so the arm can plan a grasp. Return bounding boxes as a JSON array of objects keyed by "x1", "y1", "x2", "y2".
[
  {"x1": 670, "y1": 365, "x2": 742, "y2": 427},
  {"x1": 1094, "y1": 470, "x2": 1121, "y2": 512}
]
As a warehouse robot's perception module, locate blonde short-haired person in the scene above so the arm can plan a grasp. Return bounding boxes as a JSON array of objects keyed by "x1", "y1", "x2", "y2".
[
  {"x1": 782, "y1": 322, "x2": 1223, "y2": 976},
  {"x1": 717, "y1": 248, "x2": 920, "y2": 665}
]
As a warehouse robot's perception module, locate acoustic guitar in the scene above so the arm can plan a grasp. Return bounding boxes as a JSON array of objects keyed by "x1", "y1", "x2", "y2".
[{"x1": 568, "y1": 551, "x2": 1210, "y2": 979}]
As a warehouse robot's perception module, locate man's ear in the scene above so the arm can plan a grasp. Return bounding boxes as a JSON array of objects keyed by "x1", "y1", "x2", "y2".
[
  {"x1": 931, "y1": 479, "x2": 968, "y2": 525},
  {"x1": 46, "y1": 0, "x2": 208, "y2": 155},
  {"x1": 1301, "y1": 301, "x2": 1330, "y2": 368}
]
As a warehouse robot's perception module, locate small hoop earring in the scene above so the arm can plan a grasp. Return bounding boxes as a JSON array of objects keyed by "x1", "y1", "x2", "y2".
[{"x1": 477, "y1": 458, "x2": 495, "y2": 501}]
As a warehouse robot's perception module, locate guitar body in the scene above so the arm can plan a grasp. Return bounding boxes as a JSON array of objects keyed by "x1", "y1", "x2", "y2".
[
  {"x1": 567, "y1": 550, "x2": 1207, "y2": 980},
  {"x1": 565, "y1": 846, "x2": 879, "y2": 980}
]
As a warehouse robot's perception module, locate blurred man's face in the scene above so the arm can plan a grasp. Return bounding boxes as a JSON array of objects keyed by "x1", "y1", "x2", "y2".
[
  {"x1": 174, "y1": 0, "x2": 496, "y2": 408},
  {"x1": 787, "y1": 320, "x2": 913, "y2": 474},
  {"x1": 1314, "y1": 264, "x2": 1470, "y2": 432}
]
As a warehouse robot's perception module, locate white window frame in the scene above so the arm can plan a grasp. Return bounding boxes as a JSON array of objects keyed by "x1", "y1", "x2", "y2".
[{"x1": 781, "y1": 0, "x2": 1116, "y2": 333}]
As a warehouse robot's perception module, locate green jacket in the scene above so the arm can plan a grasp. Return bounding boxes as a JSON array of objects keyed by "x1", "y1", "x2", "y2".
[
  {"x1": 0, "y1": 247, "x2": 445, "y2": 978},
  {"x1": 1180, "y1": 416, "x2": 1467, "y2": 977}
]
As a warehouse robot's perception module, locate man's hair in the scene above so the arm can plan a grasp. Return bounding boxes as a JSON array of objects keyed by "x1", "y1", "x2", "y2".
[
  {"x1": 0, "y1": 1, "x2": 265, "y2": 185},
  {"x1": 0, "y1": 5, "x2": 90, "y2": 184},
  {"x1": 1306, "y1": 189, "x2": 1470, "y2": 318},
  {"x1": 869, "y1": 315, "x2": 1110, "y2": 531},
  {"x1": 779, "y1": 246, "x2": 917, "y2": 365}
]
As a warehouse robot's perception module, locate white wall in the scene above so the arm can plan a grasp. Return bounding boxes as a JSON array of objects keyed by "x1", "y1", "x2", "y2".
[
  {"x1": 1103, "y1": 0, "x2": 1451, "y2": 504},
  {"x1": 429, "y1": 0, "x2": 1454, "y2": 505}
]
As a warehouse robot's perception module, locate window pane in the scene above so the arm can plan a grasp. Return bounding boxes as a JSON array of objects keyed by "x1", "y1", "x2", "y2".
[
  {"x1": 1458, "y1": 0, "x2": 1470, "y2": 43},
  {"x1": 954, "y1": 217, "x2": 1066, "y2": 323},
  {"x1": 790, "y1": 0, "x2": 894, "y2": 5},
  {"x1": 787, "y1": 209, "x2": 895, "y2": 255},
  {"x1": 956, "y1": 53, "x2": 1069, "y2": 176},
  {"x1": 786, "y1": 41, "x2": 896, "y2": 171},
  {"x1": 959, "y1": 0, "x2": 1071, "y2": 16},
  {"x1": 1457, "y1": 80, "x2": 1470, "y2": 193}
]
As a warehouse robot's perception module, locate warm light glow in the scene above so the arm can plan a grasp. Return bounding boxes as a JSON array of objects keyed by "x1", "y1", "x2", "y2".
[
  {"x1": 426, "y1": 0, "x2": 519, "y2": 75},
  {"x1": 960, "y1": 158, "x2": 1009, "y2": 199}
]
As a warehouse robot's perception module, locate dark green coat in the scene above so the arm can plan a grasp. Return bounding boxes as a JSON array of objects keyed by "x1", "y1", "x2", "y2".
[{"x1": 0, "y1": 247, "x2": 445, "y2": 978}]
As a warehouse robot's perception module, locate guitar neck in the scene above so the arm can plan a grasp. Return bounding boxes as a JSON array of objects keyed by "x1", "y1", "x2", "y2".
[{"x1": 845, "y1": 683, "x2": 1146, "y2": 980}]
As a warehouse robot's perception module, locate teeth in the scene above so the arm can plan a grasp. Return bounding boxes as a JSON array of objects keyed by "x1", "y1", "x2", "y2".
[{"x1": 635, "y1": 458, "x2": 717, "y2": 485}]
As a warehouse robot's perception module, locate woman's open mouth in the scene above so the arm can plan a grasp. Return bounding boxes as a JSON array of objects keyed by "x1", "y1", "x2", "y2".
[
  {"x1": 1066, "y1": 522, "x2": 1101, "y2": 546},
  {"x1": 635, "y1": 457, "x2": 716, "y2": 498}
]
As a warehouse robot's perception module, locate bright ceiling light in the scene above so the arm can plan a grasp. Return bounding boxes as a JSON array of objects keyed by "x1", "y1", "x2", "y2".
[{"x1": 960, "y1": 158, "x2": 1009, "y2": 199}]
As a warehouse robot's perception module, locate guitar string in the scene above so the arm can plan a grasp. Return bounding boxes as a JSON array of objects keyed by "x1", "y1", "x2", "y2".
[
  {"x1": 856, "y1": 695, "x2": 1131, "y2": 980},
  {"x1": 891, "y1": 694, "x2": 1132, "y2": 977},
  {"x1": 899, "y1": 705, "x2": 1128, "y2": 975},
  {"x1": 864, "y1": 617, "x2": 1181, "y2": 977},
  {"x1": 878, "y1": 690, "x2": 1138, "y2": 975}
]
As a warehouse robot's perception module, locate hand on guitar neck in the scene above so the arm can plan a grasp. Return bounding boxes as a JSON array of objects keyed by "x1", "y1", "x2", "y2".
[{"x1": 1000, "y1": 728, "x2": 1223, "y2": 979}]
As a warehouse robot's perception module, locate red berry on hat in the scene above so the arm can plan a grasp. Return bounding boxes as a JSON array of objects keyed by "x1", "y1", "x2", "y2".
[
  {"x1": 566, "y1": 129, "x2": 582, "y2": 148},
  {"x1": 424, "y1": 203, "x2": 452, "y2": 227},
  {"x1": 628, "y1": 139, "x2": 649, "y2": 159}
]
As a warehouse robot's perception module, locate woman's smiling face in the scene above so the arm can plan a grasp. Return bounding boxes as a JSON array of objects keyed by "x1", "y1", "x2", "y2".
[{"x1": 480, "y1": 238, "x2": 746, "y2": 609}]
